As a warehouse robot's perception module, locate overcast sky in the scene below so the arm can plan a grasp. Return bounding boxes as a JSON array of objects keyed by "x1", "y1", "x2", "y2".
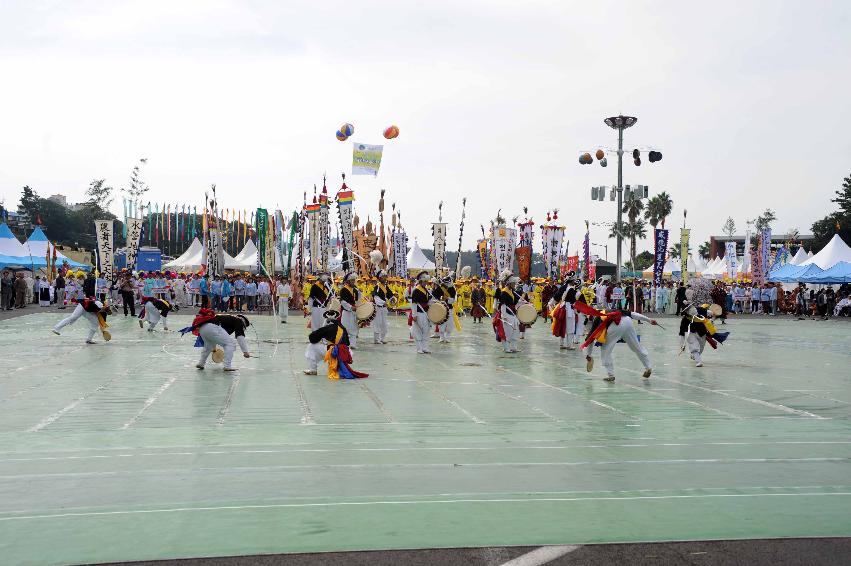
[{"x1": 1, "y1": 0, "x2": 849, "y2": 259}]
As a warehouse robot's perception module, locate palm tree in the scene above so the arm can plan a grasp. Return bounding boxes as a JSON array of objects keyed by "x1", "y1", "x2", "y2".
[{"x1": 645, "y1": 191, "x2": 674, "y2": 230}]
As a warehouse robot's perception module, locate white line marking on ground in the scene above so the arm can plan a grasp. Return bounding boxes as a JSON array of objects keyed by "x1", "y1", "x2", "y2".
[
  {"x1": 408, "y1": 372, "x2": 485, "y2": 424},
  {"x1": 216, "y1": 375, "x2": 241, "y2": 426},
  {"x1": 122, "y1": 375, "x2": 179, "y2": 430},
  {"x1": 500, "y1": 545, "x2": 580, "y2": 566},
  {"x1": 2, "y1": 491, "x2": 850, "y2": 521},
  {"x1": 619, "y1": 383, "x2": 742, "y2": 419}
]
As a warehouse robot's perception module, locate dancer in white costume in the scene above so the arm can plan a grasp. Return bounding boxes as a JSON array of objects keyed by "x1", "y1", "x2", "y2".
[
  {"x1": 371, "y1": 270, "x2": 394, "y2": 344},
  {"x1": 307, "y1": 273, "x2": 332, "y2": 332},
  {"x1": 339, "y1": 273, "x2": 360, "y2": 349},
  {"x1": 139, "y1": 296, "x2": 177, "y2": 331},
  {"x1": 277, "y1": 277, "x2": 291, "y2": 323},
  {"x1": 433, "y1": 276, "x2": 457, "y2": 343},
  {"x1": 409, "y1": 271, "x2": 433, "y2": 354},
  {"x1": 181, "y1": 310, "x2": 251, "y2": 372},
  {"x1": 576, "y1": 302, "x2": 657, "y2": 382},
  {"x1": 499, "y1": 275, "x2": 522, "y2": 354},
  {"x1": 53, "y1": 298, "x2": 111, "y2": 344}
]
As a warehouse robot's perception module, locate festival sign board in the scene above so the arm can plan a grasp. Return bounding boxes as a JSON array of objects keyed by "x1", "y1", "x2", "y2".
[
  {"x1": 352, "y1": 142, "x2": 383, "y2": 176},
  {"x1": 392, "y1": 231, "x2": 408, "y2": 275},
  {"x1": 654, "y1": 228, "x2": 669, "y2": 285},
  {"x1": 207, "y1": 228, "x2": 225, "y2": 277},
  {"x1": 725, "y1": 241, "x2": 738, "y2": 279},
  {"x1": 125, "y1": 217, "x2": 144, "y2": 271},
  {"x1": 94, "y1": 220, "x2": 115, "y2": 281},
  {"x1": 680, "y1": 228, "x2": 690, "y2": 284},
  {"x1": 256, "y1": 208, "x2": 269, "y2": 274},
  {"x1": 432, "y1": 222, "x2": 447, "y2": 272}
]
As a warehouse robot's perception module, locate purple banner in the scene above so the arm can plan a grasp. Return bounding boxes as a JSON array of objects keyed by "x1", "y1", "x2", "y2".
[
  {"x1": 653, "y1": 228, "x2": 669, "y2": 286},
  {"x1": 582, "y1": 230, "x2": 590, "y2": 281}
]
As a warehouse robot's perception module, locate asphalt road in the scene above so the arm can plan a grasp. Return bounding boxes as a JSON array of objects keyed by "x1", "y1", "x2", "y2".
[{"x1": 96, "y1": 538, "x2": 851, "y2": 566}]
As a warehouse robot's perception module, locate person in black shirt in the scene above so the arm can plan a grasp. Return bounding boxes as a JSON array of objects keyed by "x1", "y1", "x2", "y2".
[
  {"x1": 305, "y1": 308, "x2": 348, "y2": 375},
  {"x1": 139, "y1": 296, "x2": 177, "y2": 331},
  {"x1": 52, "y1": 298, "x2": 111, "y2": 344},
  {"x1": 83, "y1": 272, "x2": 97, "y2": 298},
  {"x1": 54, "y1": 273, "x2": 66, "y2": 309},
  {"x1": 436, "y1": 276, "x2": 457, "y2": 343},
  {"x1": 192, "y1": 311, "x2": 251, "y2": 371},
  {"x1": 371, "y1": 270, "x2": 394, "y2": 344},
  {"x1": 410, "y1": 271, "x2": 433, "y2": 354},
  {"x1": 678, "y1": 303, "x2": 730, "y2": 367},
  {"x1": 470, "y1": 279, "x2": 487, "y2": 323},
  {"x1": 339, "y1": 273, "x2": 360, "y2": 349},
  {"x1": 499, "y1": 275, "x2": 521, "y2": 353},
  {"x1": 308, "y1": 273, "x2": 332, "y2": 332}
]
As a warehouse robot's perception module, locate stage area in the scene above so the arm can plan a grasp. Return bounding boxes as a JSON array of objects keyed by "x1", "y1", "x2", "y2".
[{"x1": 0, "y1": 312, "x2": 849, "y2": 565}]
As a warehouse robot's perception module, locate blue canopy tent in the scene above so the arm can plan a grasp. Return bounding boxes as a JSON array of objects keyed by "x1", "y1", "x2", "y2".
[
  {"x1": 22, "y1": 226, "x2": 91, "y2": 271},
  {"x1": 800, "y1": 261, "x2": 851, "y2": 284},
  {"x1": 768, "y1": 263, "x2": 824, "y2": 283},
  {"x1": 0, "y1": 223, "x2": 33, "y2": 269}
]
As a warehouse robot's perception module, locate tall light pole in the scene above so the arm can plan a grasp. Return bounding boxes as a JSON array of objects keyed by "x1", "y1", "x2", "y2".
[{"x1": 603, "y1": 115, "x2": 637, "y2": 282}]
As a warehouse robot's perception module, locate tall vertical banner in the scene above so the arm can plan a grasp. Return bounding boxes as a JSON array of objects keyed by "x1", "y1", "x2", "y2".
[
  {"x1": 318, "y1": 193, "x2": 330, "y2": 271},
  {"x1": 506, "y1": 227, "x2": 518, "y2": 272},
  {"x1": 477, "y1": 239, "x2": 489, "y2": 279},
  {"x1": 725, "y1": 241, "x2": 738, "y2": 279},
  {"x1": 769, "y1": 244, "x2": 788, "y2": 272},
  {"x1": 125, "y1": 217, "x2": 144, "y2": 271},
  {"x1": 515, "y1": 246, "x2": 531, "y2": 281},
  {"x1": 582, "y1": 228, "x2": 590, "y2": 281},
  {"x1": 432, "y1": 223, "x2": 447, "y2": 272},
  {"x1": 207, "y1": 229, "x2": 224, "y2": 277},
  {"x1": 491, "y1": 226, "x2": 517, "y2": 276},
  {"x1": 256, "y1": 208, "x2": 269, "y2": 274},
  {"x1": 518, "y1": 221, "x2": 534, "y2": 249},
  {"x1": 653, "y1": 228, "x2": 669, "y2": 286},
  {"x1": 352, "y1": 142, "x2": 383, "y2": 176},
  {"x1": 540, "y1": 225, "x2": 564, "y2": 279},
  {"x1": 94, "y1": 220, "x2": 115, "y2": 282},
  {"x1": 275, "y1": 210, "x2": 286, "y2": 274},
  {"x1": 337, "y1": 190, "x2": 355, "y2": 273},
  {"x1": 680, "y1": 228, "x2": 690, "y2": 284},
  {"x1": 306, "y1": 203, "x2": 320, "y2": 273},
  {"x1": 392, "y1": 231, "x2": 408, "y2": 275},
  {"x1": 760, "y1": 228, "x2": 771, "y2": 283}
]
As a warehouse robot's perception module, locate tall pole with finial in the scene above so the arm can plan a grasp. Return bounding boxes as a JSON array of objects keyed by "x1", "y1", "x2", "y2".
[{"x1": 454, "y1": 198, "x2": 466, "y2": 280}]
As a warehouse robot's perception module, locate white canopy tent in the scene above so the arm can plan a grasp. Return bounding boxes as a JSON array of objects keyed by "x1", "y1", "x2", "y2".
[
  {"x1": 800, "y1": 234, "x2": 851, "y2": 270},
  {"x1": 229, "y1": 240, "x2": 259, "y2": 271},
  {"x1": 406, "y1": 240, "x2": 435, "y2": 271},
  {"x1": 789, "y1": 247, "x2": 808, "y2": 265},
  {"x1": 162, "y1": 238, "x2": 204, "y2": 271}
]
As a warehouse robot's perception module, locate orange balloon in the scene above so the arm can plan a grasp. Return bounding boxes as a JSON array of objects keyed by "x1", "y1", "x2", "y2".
[{"x1": 595, "y1": 149, "x2": 604, "y2": 160}]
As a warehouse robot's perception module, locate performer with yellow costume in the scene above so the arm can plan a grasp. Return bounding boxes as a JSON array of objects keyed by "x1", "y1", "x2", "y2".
[
  {"x1": 304, "y1": 308, "x2": 368, "y2": 378},
  {"x1": 574, "y1": 301, "x2": 656, "y2": 382},
  {"x1": 52, "y1": 297, "x2": 112, "y2": 344},
  {"x1": 339, "y1": 272, "x2": 360, "y2": 349},
  {"x1": 678, "y1": 303, "x2": 730, "y2": 367},
  {"x1": 371, "y1": 270, "x2": 394, "y2": 344},
  {"x1": 410, "y1": 271, "x2": 433, "y2": 354}
]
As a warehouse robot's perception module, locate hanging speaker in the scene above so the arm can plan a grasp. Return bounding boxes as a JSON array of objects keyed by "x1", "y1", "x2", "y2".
[
  {"x1": 591, "y1": 187, "x2": 599, "y2": 200},
  {"x1": 634, "y1": 157, "x2": 641, "y2": 166},
  {"x1": 633, "y1": 149, "x2": 640, "y2": 159},
  {"x1": 600, "y1": 157, "x2": 607, "y2": 167},
  {"x1": 599, "y1": 186, "x2": 606, "y2": 201}
]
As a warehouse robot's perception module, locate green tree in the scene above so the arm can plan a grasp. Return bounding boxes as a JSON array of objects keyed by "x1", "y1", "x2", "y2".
[
  {"x1": 625, "y1": 250, "x2": 653, "y2": 271},
  {"x1": 698, "y1": 240, "x2": 710, "y2": 259},
  {"x1": 19, "y1": 185, "x2": 40, "y2": 219},
  {"x1": 85, "y1": 179, "x2": 114, "y2": 210},
  {"x1": 754, "y1": 209, "x2": 777, "y2": 232},
  {"x1": 811, "y1": 173, "x2": 851, "y2": 251},
  {"x1": 722, "y1": 216, "x2": 736, "y2": 239},
  {"x1": 831, "y1": 173, "x2": 851, "y2": 215},
  {"x1": 121, "y1": 158, "x2": 150, "y2": 204},
  {"x1": 644, "y1": 191, "x2": 673, "y2": 230}
]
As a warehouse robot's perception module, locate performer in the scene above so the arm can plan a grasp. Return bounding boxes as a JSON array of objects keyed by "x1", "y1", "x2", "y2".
[
  {"x1": 277, "y1": 276, "x2": 291, "y2": 323},
  {"x1": 679, "y1": 303, "x2": 730, "y2": 367},
  {"x1": 38, "y1": 276, "x2": 51, "y2": 307},
  {"x1": 304, "y1": 307, "x2": 369, "y2": 378},
  {"x1": 550, "y1": 276, "x2": 578, "y2": 350},
  {"x1": 308, "y1": 273, "x2": 332, "y2": 331},
  {"x1": 339, "y1": 273, "x2": 360, "y2": 349},
  {"x1": 371, "y1": 270, "x2": 394, "y2": 344},
  {"x1": 470, "y1": 279, "x2": 487, "y2": 323},
  {"x1": 499, "y1": 275, "x2": 522, "y2": 353},
  {"x1": 573, "y1": 280, "x2": 596, "y2": 346},
  {"x1": 180, "y1": 309, "x2": 251, "y2": 372},
  {"x1": 574, "y1": 301, "x2": 656, "y2": 382},
  {"x1": 410, "y1": 271, "x2": 433, "y2": 354},
  {"x1": 139, "y1": 296, "x2": 177, "y2": 332},
  {"x1": 52, "y1": 297, "x2": 111, "y2": 344},
  {"x1": 435, "y1": 275, "x2": 457, "y2": 343}
]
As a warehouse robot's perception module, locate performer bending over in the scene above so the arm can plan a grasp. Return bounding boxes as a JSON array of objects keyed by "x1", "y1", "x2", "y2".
[
  {"x1": 410, "y1": 271, "x2": 433, "y2": 354},
  {"x1": 139, "y1": 296, "x2": 177, "y2": 332},
  {"x1": 339, "y1": 273, "x2": 360, "y2": 349},
  {"x1": 371, "y1": 270, "x2": 394, "y2": 344},
  {"x1": 52, "y1": 298, "x2": 111, "y2": 344},
  {"x1": 679, "y1": 303, "x2": 730, "y2": 367},
  {"x1": 180, "y1": 309, "x2": 251, "y2": 372},
  {"x1": 304, "y1": 308, "x2": 368, "y2": 378},
  {"x1": 575, "y1": 301, "x2": 656, "y2": 382}
]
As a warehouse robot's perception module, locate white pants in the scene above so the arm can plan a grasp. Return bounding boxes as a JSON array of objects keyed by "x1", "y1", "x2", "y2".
[
  {"x1": 310, "y1": 306, "x2": 325, "y2": 333},
  {"x1": 198, "y1": 324, "x2": 236, "y2": 369},
  {"x1": 278, "y1": 297, "x2": 289, "y2": 321},
  {"x1": 438, "y1": 317, "x2": 452, "y2": 341},
  {"x1": 575, "y1": 312, "x2": 586, "y2": 344},
  {"x1": 341, "y1": 309, "x2": 358, "y2": 348},
  {"x1": 142, "y1": 307, "x2": 168, "y2": 330},
  {"x1": 560, "y1": 303, "x2": 576, "y2": 347},
  {"x1": 372, "y1": 305, "x2": 388, "y2": 342},
  {"x1": 173, "y1": 289, "x2": 186, "y2": 307},
  {"x1": 411, "y1": 309, "x2": 431, "y2": 353},
  {"x1": 501, "y1": 306, "x2": 519, "y2": 352},
  {"x1": 305, "y1": 343, "x2": 327, "y2": 371},
  {"x1": 599, "y1": 317, "x2": 651, "y2": 377},
  {"x1": 684, "y1": 333, "x2": 706, "y2": 365},
  {"x1": 54, "y1": 304, "x2": 99, "y2": 342}
]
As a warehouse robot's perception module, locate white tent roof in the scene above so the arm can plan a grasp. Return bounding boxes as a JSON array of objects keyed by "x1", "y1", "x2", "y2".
[
  {"x1": 691, "y1": 254, "x2": 707, "y2": 273},
  {"x1": 807, "y1": 250, "x2": 814, "y2": 258},
  {"x1": 0, "y1": 223, "x2": 28, "y2": 258},
  {"x1": 800, "y1": 234, "x2": 851, "y2": 270},
  {"x1": 406, "y1": 240, "x2": 435, "y2": 270},
  {"x1": 229, "y1": 240, "x2": 258, "y2": 271},
  {"x1": 163, "y1": 238, "x2": 204, "y2": 271},
  {"x1": 789, "y1": 247, "x2": 808, "y2": 265}
]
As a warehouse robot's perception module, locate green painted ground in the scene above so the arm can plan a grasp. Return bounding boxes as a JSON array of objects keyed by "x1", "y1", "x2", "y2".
[{"x1": 0, "y1": 312, "x2": 849, "y2": 566}]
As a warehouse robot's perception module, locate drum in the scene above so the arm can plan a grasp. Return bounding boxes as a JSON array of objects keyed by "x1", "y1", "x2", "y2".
[
  {"x1": 356, "y1": 301, "x2": 377, "y2": 327},
  {"x1": 327, "y1": 298, "x2": 341, "y2": 314},
  {"x1": 427, "y1": 302, "x2": 450, "y2": 325},
  {"x1": 211, "y1": 346, "x2": 225, "y2": 364},
  {"x1": 517, "y1": 303, "x2": 538, "y2": 326},
  {"x1": 709, "y1": 303, "x2": 723, "y2": 317}
]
